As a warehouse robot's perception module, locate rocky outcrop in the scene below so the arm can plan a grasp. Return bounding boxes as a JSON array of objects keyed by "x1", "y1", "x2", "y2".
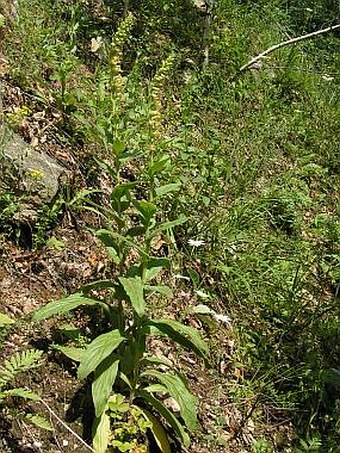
[
  {"x1": 0, "y1": 125, "x2": 65, "y2": 223},
  {"x1": 0, "y1": 83, "x2": 66, "y2": 224}
]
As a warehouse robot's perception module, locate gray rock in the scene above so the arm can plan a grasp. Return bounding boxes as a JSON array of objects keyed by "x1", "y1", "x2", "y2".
[{"x1": 0, "y1": 124, "x2": 66, "y2": 224}]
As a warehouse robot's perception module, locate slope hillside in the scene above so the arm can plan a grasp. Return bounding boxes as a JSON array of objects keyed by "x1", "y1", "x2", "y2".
[{"x1": 0, "y1": 1, "x2": 339, "y2": 452}]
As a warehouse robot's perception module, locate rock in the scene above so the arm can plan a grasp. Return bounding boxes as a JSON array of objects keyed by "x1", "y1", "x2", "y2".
[{"x1": 0, "y1": 124, "x2": 66, "y2": 224}]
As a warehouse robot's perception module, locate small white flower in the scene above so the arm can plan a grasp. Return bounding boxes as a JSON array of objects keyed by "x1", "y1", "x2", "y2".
[
  {"x1": 90, "y1": 36, "x2": 103, "y2": 53},
  {"x1": 305, "y1": 7, "x2": 313, "y2": 12},
  {"x1": 62, "y1": 440, "x2": 69, "y2": 447},
  {"x1": 188, "y1": 239, "x2": 205, "y2": 247},
  {"x1": 213, "y1": 314, "x2": 232, "y2": 326}
]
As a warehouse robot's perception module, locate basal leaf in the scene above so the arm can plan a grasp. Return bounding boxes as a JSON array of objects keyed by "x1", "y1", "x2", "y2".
[
  {"x1": 147, "y1": 318, "x2": 209, "y2": 363},
  {"x1": 139, "y1": 407, "x2": 172, "y2": 453},
  {"x1": 142, "y1": 371, "x2": 198, "y2": 431},
  {"x1": 138, "y1": 390, "x2": 190, "y2": 447},
  {"x1": 78, "y1": 330, "x2": 125, "y2": 380},
  {"x1": 92, "y1": 358, "x2": 119, "y2": 417},
  {"x1": 32, "y1": 293, "x2": 102, "y2": 322},
  {"x1": 54, "y1": 345, "x2": 84, "y2": 362},
  {"x1": 118, "y1": 276, "x2": 145, "y2": 317},
  {"x1": 92, "y1": 410, "x2": 111, "y2": 453}
]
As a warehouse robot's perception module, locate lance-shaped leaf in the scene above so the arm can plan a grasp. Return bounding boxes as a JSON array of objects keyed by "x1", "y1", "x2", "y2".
[
  {"x1": 142, "y1": 371, "x2": 198, "y2": 431},
  {"x1": 78, "y1": 330, "x2": 125, "y2": 380},
  {"x1": 118, "y1": 276, "x2": 145, "y2": 317},
  {"x1": 146, "y1": 318, "x2": 209, "y2": 363},
  {"x1": 144, "y1": 285, "x2": 173, "y2": 297},
  {"x1": 139, "y1": 407, "x2": 171, "y2": 453},
  {"x1": 82, "y1": 280, "x2": 116, "y2": 294},
  {"x1": 148, "y1": 156, "x2": 170, "y2": 177},
  {"x1": 155, "y1": 182, "x2": 181, "y2": 198},
  {"x1": 150, "y1": 215, "x2": 187, "y2": 238},
  {"x1": 93, "y1": 410, "x2": 111, "y2": 453},
  {"x1": 139, "y1": 355, "x2": 173, "y2": 368},
  {"x1": 138, "y1": 390, "x2": 190, "y2": 447},
  {"x1": 92, "y1": 358, "x2": 119, "y2": 417},
  {"x1": 54, "y1": 345, "x2": 84, "y2": 362},
  {"x1": 32, "y1": 293, "x2": 103, "y2": 322}
]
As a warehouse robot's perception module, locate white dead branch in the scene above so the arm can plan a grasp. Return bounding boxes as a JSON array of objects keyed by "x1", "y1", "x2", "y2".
[{"x1": 239, "y1": 23, "x2": 340, "y2": 73}]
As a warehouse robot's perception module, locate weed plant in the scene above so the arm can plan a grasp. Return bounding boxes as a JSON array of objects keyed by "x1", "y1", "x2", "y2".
[{"x1": 1, "y1": 0, "x2": 340, "y2": 450}]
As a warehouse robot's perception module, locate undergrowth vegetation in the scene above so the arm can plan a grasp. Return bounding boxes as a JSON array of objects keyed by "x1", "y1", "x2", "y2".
[{"x1": 0, "y1": 0, "x2": 339, "y2": 451}]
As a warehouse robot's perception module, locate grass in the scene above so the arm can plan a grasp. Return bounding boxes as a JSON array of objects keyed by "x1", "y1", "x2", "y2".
[{"x1": 0, "y1": 0, "x2": 340, "y2": 450}]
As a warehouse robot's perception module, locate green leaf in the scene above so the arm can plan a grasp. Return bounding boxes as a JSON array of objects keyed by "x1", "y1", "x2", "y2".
[
  {"x1": 148, "y1": 157, "x2": 170, "y2": 177},
  {"x1": 92, "y1": 358, "x2": 119, "y2": 417},
  {"x1": 0, "y1": 14, "x2": 5, "y2": 28},
  {"x1": 126, "y1": 226, "x2": 146, "y2": 237},
  {"x1": 32, "y1": 293, "x2": 103, "y2": 321},
  {"x1": 138, "y1": 390, "x2": 190, "y2": 447},
  {"x1": 54, "y1": 345, "x2": 84, "y2": 362},
  {"x1": 24, "y1": 414, "x2": 54, "y2": 431},
  {"x1": 143, "y1": 383, "x2": 168, "y2": 394},
  {"x1": 151, "y1": 215, "x2": 187, "y2": 237},
  {"x1": 155, "y1": 183, "x2": 181, "y2": 198},
  {"x1": 95, "y1": 230, "x2": 146, "y2": 259},
  {"x1": 0, "y1": 388, "x2": 40, "y2": 401},
  {"x1": 113, "y1": 140, "x2": 125, "y2": 155},
  {"x1": 139, "y1": 356, "x2": 173, "y2": 368},
  {"x1": 139, "y1": 408, "x2": 172, "y2": 453},
  {"x1": 78, "y1": 330, "x2": 125, "y2": 379},
  {"x1": 0, "y1": 350, "x2": 43, "y2": 388},
  {"x1": 144, "y1": 285, "x2": 173, "y2": 297},
  {"x1": 82, "y1": 280, "x2": 116, "y2": 293},
  {"x1": 95, "y1": 230, "x2": 121, "y2": 263},
  {"x1": 140, "y1": 257, "x2": 170, "y2": 282},
  {"x1": 147, "y1": 318, "x2": 209, "y2": 363},
  {"x1": 187, "y1": 267, "x2": 200, "y2": 288},
  {"x1": 119, "y1": 372, "x2": 133, "y2": 389},
  {"x1": 118, "y1": 276, "x2": 145, "y2": 317},
  {"x1": 93, "y1": 411, "x2": 111, "y2": 453},
  {"x1": 110, "y1": 182, "x2": 136, "y2": 213},
  {"x1": 0, "y1": 312, "x2": 14, "y2": 326},
  {"x1": 135, "y1": 200, "x2": 157, "y2": 227},
  {"x1": 142, "y1": 371, "x2": 198, "y2": 431}
]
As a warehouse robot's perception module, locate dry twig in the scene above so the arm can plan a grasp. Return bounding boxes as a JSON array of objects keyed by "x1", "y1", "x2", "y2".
[
  {"x1": 39, "y1": 399, "x2": 95, "y2": 452},
  {"x1": 239, "y1": 23, "x2": 340, "y2": 72}
]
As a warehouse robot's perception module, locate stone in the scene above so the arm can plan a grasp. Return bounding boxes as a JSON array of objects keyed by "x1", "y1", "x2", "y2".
[{"x1": 0, "y1": 124, "x2": 66, "y2": 224}]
